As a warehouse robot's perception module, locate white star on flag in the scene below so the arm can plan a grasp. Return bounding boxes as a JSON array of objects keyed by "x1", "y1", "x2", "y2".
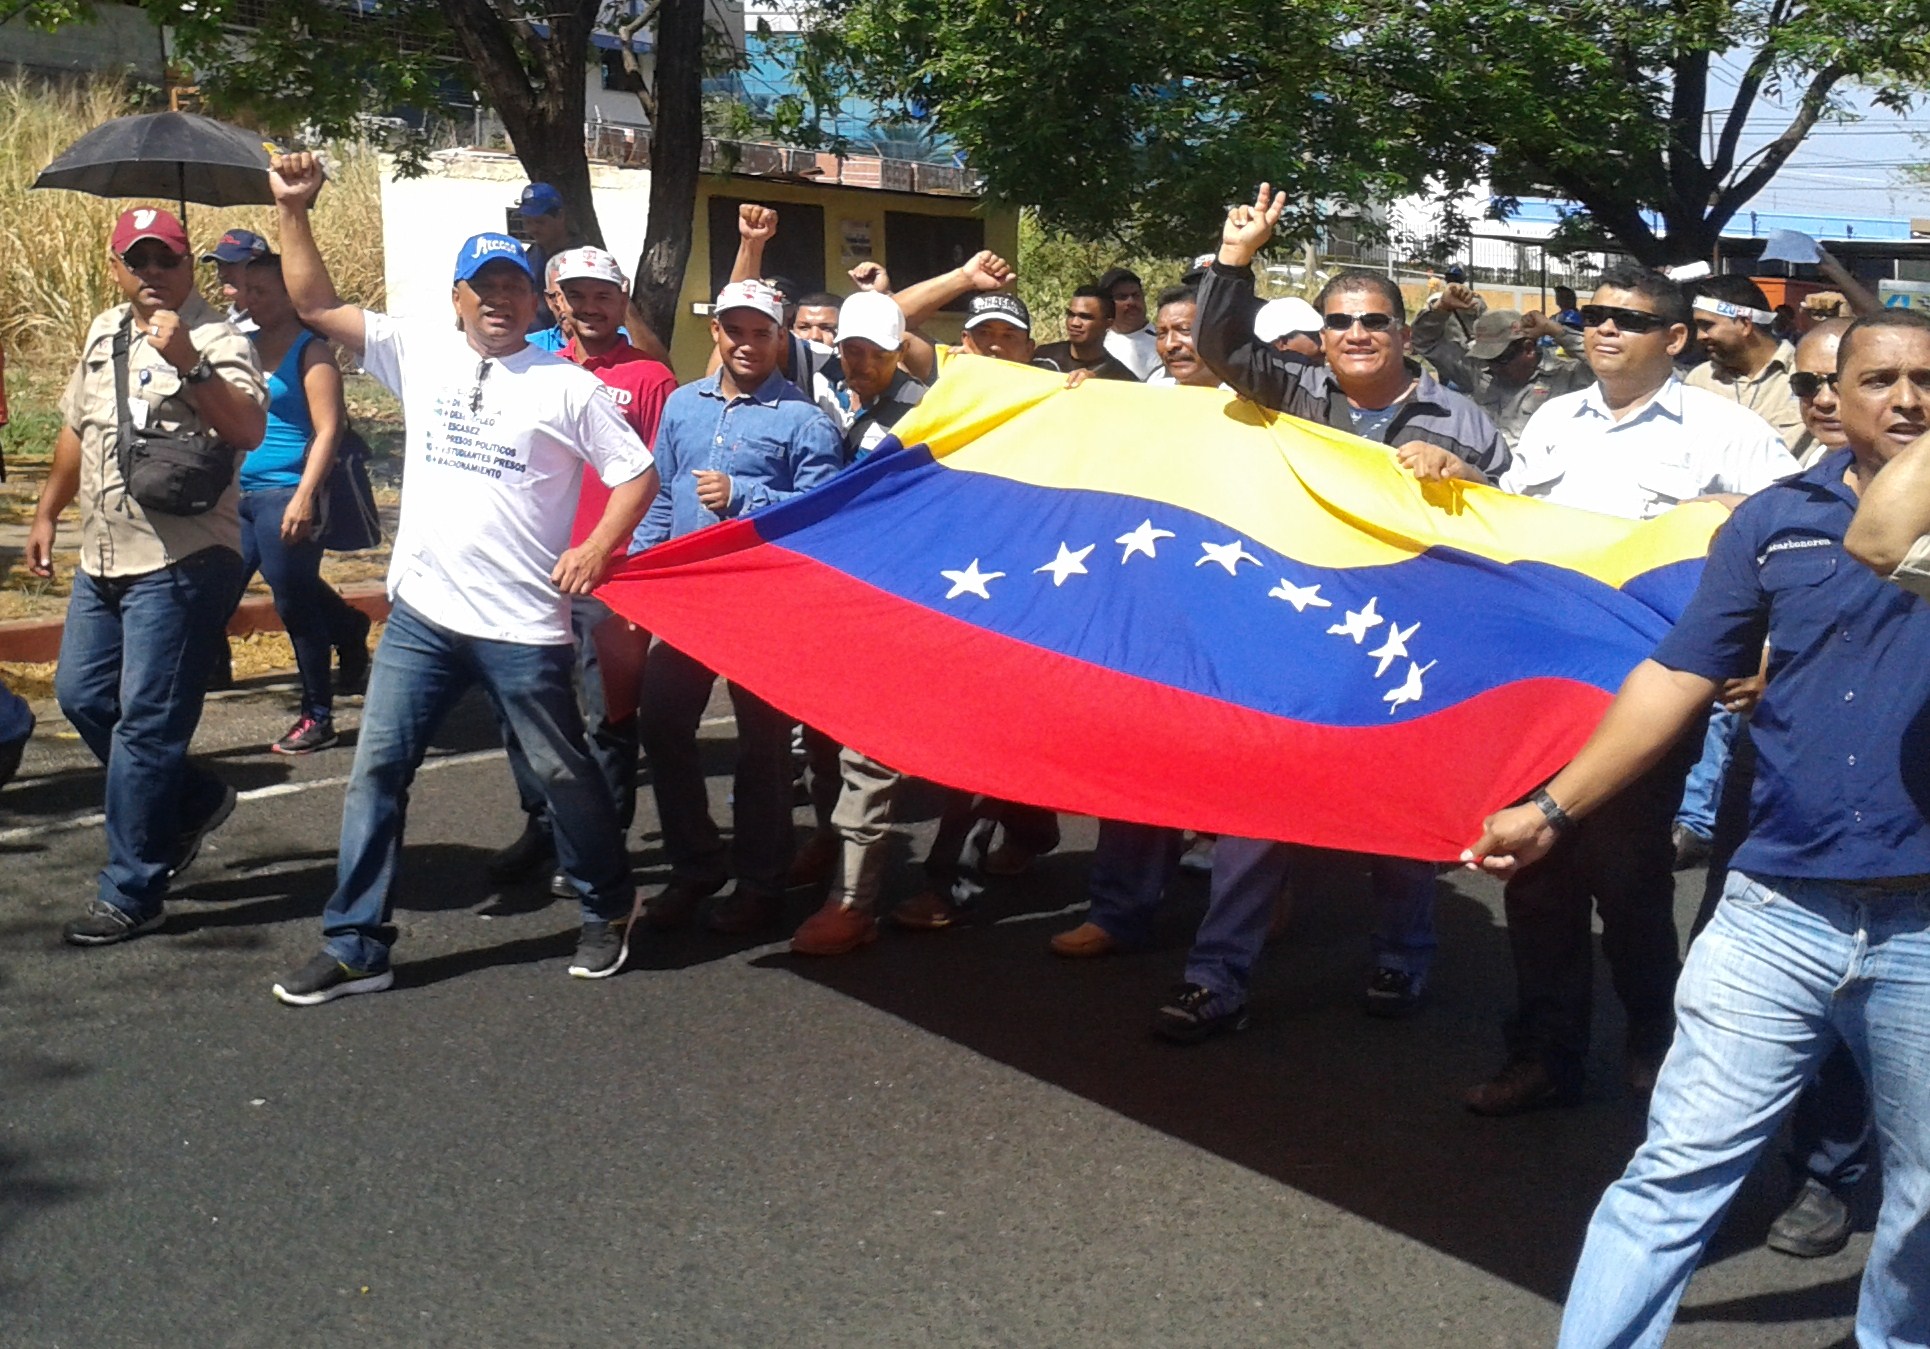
[
  {"x1": 1267, "y1": 578, "x2": 1333, "y2": 612},
  {"x1": 1197, "y1": 539, "x2": 1260, "y2": 574},
  {"x1": 1368, "y1": 620, "x2": 1421, "y2": 678},
  {"x1": 1116, "y1": 519, "x2": 1175, "y2": 563},
  {"x1": 1034, "y1": 542, "x2": 1096, "y2": 587},
  {"x1": 1326, "y1": 596, "x2": 1384, "y2": 644},
  {"x1": 1383, "y1": 660, "x2": 1437, "y2": 714},
  {"x1": 940, "y1": 558, "x2": 1005, "y2": 600}
]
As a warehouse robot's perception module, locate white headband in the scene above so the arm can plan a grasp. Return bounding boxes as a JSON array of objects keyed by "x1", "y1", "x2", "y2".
[{"x1": 1693, "y1": 296, "x2": 1776, "y2": 325}]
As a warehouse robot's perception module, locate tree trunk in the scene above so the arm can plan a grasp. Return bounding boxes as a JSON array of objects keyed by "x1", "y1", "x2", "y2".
[{"x1": 632, "y1": 0, "x2": 706, "y2": 349}]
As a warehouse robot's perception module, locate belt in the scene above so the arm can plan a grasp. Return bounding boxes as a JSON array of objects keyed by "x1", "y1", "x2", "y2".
[{"x1": 1850, "y1": 874, "x2": 1930, "y2": 893}]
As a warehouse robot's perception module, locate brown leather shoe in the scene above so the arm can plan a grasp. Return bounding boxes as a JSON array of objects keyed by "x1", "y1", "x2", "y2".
[
  {"x1": 1464, "y1": 1060, "x2": 1584, "y2": 1116},
  {"x1": 643, "y1": 876, "x2": 724, "y2": 931},
  {"x1": 706, "y1": 888, "x2": 785, "y2": 935},
  {"x1": 790, "y1": 898, "x2": 879, "y2": 956},
  {"x1": 786, "y1": 830, "x2": 839, "y2": 888},
  {"x1": 1048, "y1": 922, "x2": 1117, "y2": 958},
  {"x1": 889, "y1": 890, "x2": 962, "y2": 931}
]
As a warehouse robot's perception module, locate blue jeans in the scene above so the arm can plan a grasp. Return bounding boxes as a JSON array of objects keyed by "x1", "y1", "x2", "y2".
[
  {"x1": 1085, "y1": 823, "x2": 1439, "y2": 1000},
  {"x1": 236, "y1": 486, "x2": 366, "y2": 720},
  {"x1": 0, "y1": 674, "x2": 32, "y2": 744},
  {"x1": 503, "y1": 595, "x2": 640, "y2": 834},
  {"x1": 54, "y1": 548, "x2": 242, "y2": 919},
  {"x1": 1675, "y1": 708, "x2": 1739, "y2": 841},
  {"x1": 1559, "y1": 871, "x2": 1930, "y2": 1349},
  {"x1": 321, "y1": 600, "x2": 632, "y2": 970}
]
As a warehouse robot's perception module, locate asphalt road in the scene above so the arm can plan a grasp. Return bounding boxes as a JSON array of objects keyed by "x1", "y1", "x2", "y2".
[{"x1": 0, "y1": 676, "x2": 1872, "y2": 1347}]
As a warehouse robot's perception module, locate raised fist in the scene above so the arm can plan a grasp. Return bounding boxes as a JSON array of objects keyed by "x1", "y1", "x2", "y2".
[
  {"x1": 268, "y1": 151, "x2": 326, "y2": 208},
  {"x1": 738, "y1": 204, "x2": 778, "y2": 244}
]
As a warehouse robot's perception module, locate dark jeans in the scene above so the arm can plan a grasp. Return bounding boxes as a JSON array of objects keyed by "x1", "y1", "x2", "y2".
[
  {"x1": 1501, "y1": 728, "x2": 1702, "y2": 1083},
  {"x1": 321, "y1": 600, "x2": 632, "y2": 971},
  {"x1": 1695, "y1": 724, "x2": 1873, "y2": 1197},
  {"x1": 638, "y1": 639, "x2": 793, "y2": 896},
  {"x1": 54, "y1": 547, "x2": 242, "y2": 919},
  {"x1": 504, "y1": 594, "x2": 640, "y2": 835},
  {"x1": 236, "y1": 485, "x2": 367, "y2": 719}
]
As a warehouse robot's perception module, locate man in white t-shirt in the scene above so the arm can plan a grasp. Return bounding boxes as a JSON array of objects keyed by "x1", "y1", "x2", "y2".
[
  {"x1": 263, "y1": 152, "x2": 662, "y2": 1005},
  {"x1": 1097, "y1": 267, "x2": 1163, "y2": 380}
]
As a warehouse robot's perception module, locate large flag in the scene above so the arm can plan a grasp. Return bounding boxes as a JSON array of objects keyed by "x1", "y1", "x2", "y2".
[{"x1": 599, "y1": 353, "x2": 1722, "y2": 861}]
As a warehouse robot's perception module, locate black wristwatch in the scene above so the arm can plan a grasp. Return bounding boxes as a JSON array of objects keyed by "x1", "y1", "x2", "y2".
[
  {"x1": 183, "y1": 355, "x2": 215, "y2": 385},
  {"x1": 1529, "y1": 788, "x2": 1576, "y2": 837}
]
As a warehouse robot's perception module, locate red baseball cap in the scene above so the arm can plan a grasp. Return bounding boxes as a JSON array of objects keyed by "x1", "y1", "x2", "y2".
[{"x1": 110, "y1": 207, "x2": 191, "y2": 258}]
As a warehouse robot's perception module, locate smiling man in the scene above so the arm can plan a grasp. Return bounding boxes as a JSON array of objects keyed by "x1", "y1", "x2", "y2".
[
  {"x1": 1465, "y1": 308, "x2": 1930, "y2": 1347},
  {"x1": 265, "y1": 153, "x2": 661, "y2": 1002}
]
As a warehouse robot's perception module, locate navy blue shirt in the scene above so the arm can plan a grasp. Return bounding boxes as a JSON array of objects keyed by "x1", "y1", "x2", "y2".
[{"x1": 1652, "y1": 450, "x2": 1930, "y2": 880}]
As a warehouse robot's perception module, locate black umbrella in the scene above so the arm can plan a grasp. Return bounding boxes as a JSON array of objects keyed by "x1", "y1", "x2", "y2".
[{"x1": 32, "y1": 111, "x2": 275, "y2": 222}]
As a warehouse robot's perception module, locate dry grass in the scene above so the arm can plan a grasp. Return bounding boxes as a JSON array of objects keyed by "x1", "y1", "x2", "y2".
[{"x1": 1, "y1": 75, "x2": 386, "y2": 362}]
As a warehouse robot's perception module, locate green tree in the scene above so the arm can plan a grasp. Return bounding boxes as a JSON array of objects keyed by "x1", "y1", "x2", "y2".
[{"x1": 809, "y1": 0, "x2": 1930, "y2": 266}]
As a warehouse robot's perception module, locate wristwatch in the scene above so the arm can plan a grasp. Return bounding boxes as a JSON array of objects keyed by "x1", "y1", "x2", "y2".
[
  {"x1": 1529, "y1": 787, "x2": 1576, "y2": 837},
  {"x1": 183, "y1": 355, "x2": 215, "y2": 384}
]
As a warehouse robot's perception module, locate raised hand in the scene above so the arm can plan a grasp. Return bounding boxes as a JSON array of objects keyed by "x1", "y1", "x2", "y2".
[
  {"x1": 1219, "y1": 182, "x2": 1285, "y2": 267},
  {"x1": 268, "y1": 151, "x2": 326, "y2": 208},
  {"x1": 848, "y1": 260, "x2": 891, "y2": 293},
  {"x1": 738, "y1": 204, "x2": 778, "y2": 244},
  {"x1": 959, "y1": 250, "x2": 1014, "y2": 292}
]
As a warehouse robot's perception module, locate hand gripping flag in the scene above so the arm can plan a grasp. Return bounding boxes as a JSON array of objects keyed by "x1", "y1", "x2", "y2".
[{"x1": 598, "y1": 353, "x2": 1723, "y2": 861}]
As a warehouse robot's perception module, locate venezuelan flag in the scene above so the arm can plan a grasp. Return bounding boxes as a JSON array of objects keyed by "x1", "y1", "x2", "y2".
[{"x1": 599, "y1": 352, "x2": 1721, "y2": 861}]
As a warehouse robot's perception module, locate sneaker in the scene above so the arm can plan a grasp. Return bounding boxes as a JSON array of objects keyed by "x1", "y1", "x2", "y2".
[
  {"x1": 790, "y1": 899, "x2": 879, "y2": 956},
  {"x1": 62, "y1": 899, "x2": 164, "y2": 947},
  {"x1": 1671, "y1": 822, "x2": 1712, "y2": 871},
  {"x1": 567, "y1": 920, "x2": 630, "y2": 979},
  {"x1": 1463, "y1": 1059, "x2": 1585, "y2": 1116},
  {"x1": 1177, "y1": 836, "x2": 1216, "y2": 875},
  {"x1": 889, "y1": 889, "x2": 964, "y2": 931},
  {"x1": 643, "y1": 875, "x2": 726, "y2": 930},
  {"x1": 786, "y1": 830, "x2": 839, "y2": 888},
  {"x1": 1152, "y1": 983, "x2": 1250, "y2": 1044},
  {"x1": 548, "y1": 870, "x2": 576, "y2": 900},
  {"x1": 168, "y1": 783, "x2": 238, "y2": 881},
  {"x1": 336, "y1": 615, "x2": 373, "y2": 696},
  {"x1": 271, "y1": 715, "x2": 337, "y2": 756},
  {"x1": 706, "y1": 887, "x2": 784, "y2": 936},
  {"x1": 485, "y1": 818, "x2": 555, "y2": 881},
  {"x1": 272, "y1": 951, "x2": 394, "y2": 1006},
  {"x1": 1766, "y1": 1179, "x2": 1853, "y2": 1259},
  {"x1": 1363, "y1": 966, "x2": 1425, "y2": 1019}
]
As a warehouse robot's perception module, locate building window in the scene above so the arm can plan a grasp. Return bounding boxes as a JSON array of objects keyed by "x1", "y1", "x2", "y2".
[
  {"x1": 885, "y1": 212, "x2": 986, "y2": 312},
  {"x1": 708, "y1": 196, "x2": 825, "y2": 297}
]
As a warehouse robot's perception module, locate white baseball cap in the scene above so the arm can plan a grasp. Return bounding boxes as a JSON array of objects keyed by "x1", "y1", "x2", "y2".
[
  {"x1": 1254, "y1": 296, "x2": 1323, "y2": 343},
  {"x1": 714, "y1": 279, "x2": 785, "y2": 325},
  {"x1": 834, "y1": 291, "x2": 905, "y2": 351},
  {"x1": 552, "y1": 246, "x2": 627, "y2": 289}
]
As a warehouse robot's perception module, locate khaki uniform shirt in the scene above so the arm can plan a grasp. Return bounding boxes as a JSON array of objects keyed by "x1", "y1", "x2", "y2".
[
  {"x1": 1685, "y1": 340, "x2": 1804, "y2": 456},
  {"x1": 61, "y1": 294, "x2": 264, "y2": 578},
  {"x1": 1892, "y1": 534, "x2": 1930, "y2": 601}
]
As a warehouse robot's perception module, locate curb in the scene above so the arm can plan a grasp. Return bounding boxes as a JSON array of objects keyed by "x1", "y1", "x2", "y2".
[{"x1": 0, "y1": 583, "x2": 392, "y2": 664}]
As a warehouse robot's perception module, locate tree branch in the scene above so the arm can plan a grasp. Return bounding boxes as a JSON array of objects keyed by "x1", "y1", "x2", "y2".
[
  {"x1": 1710, "y1": 0, "x2": 1791, "y2": 182},
  {"x1": 1710, "y1": 61, "x2": 1846, "y2": 227}
]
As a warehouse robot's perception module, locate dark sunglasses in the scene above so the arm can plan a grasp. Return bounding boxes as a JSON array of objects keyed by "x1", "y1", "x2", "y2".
[
  {"x1": 1789, "y1": 371, "x2": 1840, "y2": 399},
  {"x1": 1323, "y1": 311, "x2": 1398, "y2": 332},
  {"x1": 121, "y1": 247, "x2": 188, "y2": 271},
  {"x1": 1579, "y1": 304, "x2": 1670, "y2": 334}
]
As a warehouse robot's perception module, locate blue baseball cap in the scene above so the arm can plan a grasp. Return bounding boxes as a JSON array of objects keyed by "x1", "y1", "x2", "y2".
[
  {"x1": 200, "y1": 228, "x2": 270, "y2": 264},
  {"x1": 453, "y1": 233, "x2": 538, "y2": 286},
  {"x1": 513, "y1": 183, "x2": 564, "y2": 217}
]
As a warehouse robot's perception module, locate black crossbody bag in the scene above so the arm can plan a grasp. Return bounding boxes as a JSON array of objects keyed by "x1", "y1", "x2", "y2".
[{"x1": 111, "y1": 322, "x2": 237, "y2": 516}]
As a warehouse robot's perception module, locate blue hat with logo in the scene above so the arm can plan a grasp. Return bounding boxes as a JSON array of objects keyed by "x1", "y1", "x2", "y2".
[
  {"x1": 200, "y1": 228, "x2": 270, "y2": 264},
  {"x1": 513, "y1": 183, "x2": 564, "y2": 217},
  {"x1": 453, "y1": 233, "x2": 538, "y2": 286}
]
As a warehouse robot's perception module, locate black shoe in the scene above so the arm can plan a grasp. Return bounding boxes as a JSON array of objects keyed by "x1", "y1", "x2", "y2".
[
  {"x1": 168, "y1": 784, "x2": 238, "y2": 881},
  {"x1": 62, "y1": 899, "x2": 164, "y2": 946},
  {"x1": 644, "y1": 875, "x2": 726, "y2": 930},
  {"x1": 1152, "y1": 983, "x2": 1250, "y2": 1045},
  {"x1": 271, "y1": 715, "x2": 338, "y2": 756},
  {"x1": 548, "y1": 870, "x2": 576, "y2": 900},
  {"x1": 0, "y1": 734, "x2": 25, "y2": 792},
  {"x1": 1364, "y1": 966, "x2": 1425, "y2": 1018},
  {"x1": 336, "y1": 615, "x2": 373, "y2": 696},
  {"x1": 1767, "y1": 1179, "x2": 1852, "y2": 1258},
  {"x1": 1464, "y1": 1059, "x2": 1585, "y2": 1116},
  {"x1": 1671, "y1": 823, "x2": 1712, "y2": 871},
  {"x1": 486, "y1": 819, "x2": 555, "y2": 880},
  {"x1": 705, "y1": 887, "x2": 785, "y2": 935},
  {"x1": 567, "y1": 920, "x2": 630, "y2": 979},
  {"x1": 272, "y1": 951, "x2": 394, "y2": 1006}
]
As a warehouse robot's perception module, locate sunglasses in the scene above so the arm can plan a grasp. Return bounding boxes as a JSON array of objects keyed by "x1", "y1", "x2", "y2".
[
  {"x1": 1579, "y1": 304, "x2": 1670, "y2": 334},
  {"x1": 1323, "y1": 311, "x2": 1398, "y2": 332},
  {"x1": 121, "y1": 247, "x2": 188, "y2": 271},
  {"x1": 1789, "y1": 371, "x2": 1840, "y2": 400}
]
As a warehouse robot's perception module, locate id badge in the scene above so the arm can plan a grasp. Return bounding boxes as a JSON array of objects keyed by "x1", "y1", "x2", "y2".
[{"x1": 129, "y1": 399, "x2": 151, "y2": 430}]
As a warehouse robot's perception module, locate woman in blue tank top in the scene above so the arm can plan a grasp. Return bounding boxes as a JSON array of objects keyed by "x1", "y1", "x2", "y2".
[{"x1": 235, "y1": 254, "x2": 372, "y2": 754}]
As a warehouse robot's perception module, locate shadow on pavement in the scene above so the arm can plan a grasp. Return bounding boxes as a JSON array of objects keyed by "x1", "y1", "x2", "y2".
[{"x1": 0, "y1": 1054, "x2": 93, "y2": 1307}]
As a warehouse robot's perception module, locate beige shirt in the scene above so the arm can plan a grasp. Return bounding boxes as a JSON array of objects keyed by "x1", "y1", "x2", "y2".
[
  {"x1": 62, "y1": 294, "x2": 265, "y2": 578},
  {"x1": 1892, "y1": 534, "x2": 1930, "y2": 601},
  {"x1": 1685, "y1": 340, "x2": 1804, "y2": 455}
]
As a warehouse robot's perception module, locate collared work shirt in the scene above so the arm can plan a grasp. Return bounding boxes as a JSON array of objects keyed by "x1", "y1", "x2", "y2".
[
  {"x1": 1502, "y1": 375, "x2": 1793, "y2": 520},
  {"x1": 636, "y1": 368, "x2": 843, "y2": 548},
  {"x1": 61, "y1": 295, "x2": 265, "y2": 578},
  {"x1": 1685, "y1": 340, "x2": 1804, "y2": 454},
  {"x1": 1650, "y1": 450, "x2": 1930, "y2": 879}
]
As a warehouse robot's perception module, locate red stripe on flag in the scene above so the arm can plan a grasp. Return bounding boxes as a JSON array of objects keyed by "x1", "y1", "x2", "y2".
[{"x1": 600, "y1": 537, "x2": 1609, "y2": 861}]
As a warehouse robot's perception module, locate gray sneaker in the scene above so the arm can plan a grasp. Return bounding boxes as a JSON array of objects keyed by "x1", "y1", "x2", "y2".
[
  {"x1": 567, "y1": 920, "x2": 629, "y2": 980},
  {"x1": 63, "y1": 899, "x2": 164, "y2": 947},
  {"x1": 272, "y1": 952, "x2": 394, "y2": 1007}
]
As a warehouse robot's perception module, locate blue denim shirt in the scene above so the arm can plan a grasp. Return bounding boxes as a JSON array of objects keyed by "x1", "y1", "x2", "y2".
[
  {"x1": 1651, "y1": 450, "x2": 1930, "y2": 880},
  {"x1": 633, "y1": 368, "x2": 844, "y2": 549}
]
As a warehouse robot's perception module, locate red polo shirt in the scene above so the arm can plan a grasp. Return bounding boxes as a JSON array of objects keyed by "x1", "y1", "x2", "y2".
[{"x1": 564, "y1": 337, "x2": 677, "y2": 547}]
